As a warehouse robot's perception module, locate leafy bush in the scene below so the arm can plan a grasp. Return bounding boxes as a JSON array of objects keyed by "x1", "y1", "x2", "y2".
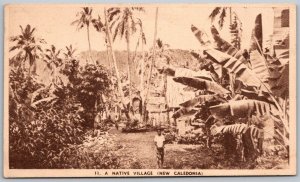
[
  {"x1": 57, "y1": 131, "x2": 121, "y2": 169},
  {"x1": 62, "y1": 62, "x2": 112, "y2": 128},
  {"x1": 9, "y1": 108, "x2": 85, "y2": 168}
]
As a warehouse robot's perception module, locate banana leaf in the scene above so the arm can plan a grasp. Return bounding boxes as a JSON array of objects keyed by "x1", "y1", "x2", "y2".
[
  {"x1": 267, "y1": 53, "x2": 289, "y2": 97},
  {"x1": 209, "y1": 99, "x2": 271, "y2": 119},
  {"x1": 172, "y1": 107, "x2": 198, "y2": 119},
  {"x1": 210, "y1": 26, "x2": 247, "y2": 64},
  {"x1": 173, "y1": 94, "x2": 223, "y2": 119},
  {"x1": 250, "y1": 50, "x2": 269, "y2": 83},
  {"x1": 249, "y1": 14, "x2": 263, "y2": 53},
  {"x1": 179, "y1": 94, "x2": 218, "y2": 108},
  {"x1": 173, "y1": 76, "x2": 230, "y2": 94},
  {"x1": 191, "y1": 24, "x2": 211, "y2": 46},
  {"x1": 240, "y1": 88, "x2": 274, "y2": 105},
  {"x1": 204, "y1": 49, "x2": 264, "y2": 89},
  {"x1": 211, "y1": 123, "x2": 248, "y2": 136}
]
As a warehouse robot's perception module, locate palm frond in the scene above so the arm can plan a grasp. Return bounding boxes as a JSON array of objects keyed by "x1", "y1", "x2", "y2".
[
  {"x1": 112, "y1": 21, "x2": 122, "y2": 41},
  {"x1": 19, "y1": 25, "x2": 24, "y2": 34},
  {"x1": 109, "y1": 15, "x2": 120, "y2": 31},
  {"x1": 108, "y1": 8, "x2": 121, "y2": 22},
  {"x1": 9, "y1": 46, "x2": 20, "y2": 52}
]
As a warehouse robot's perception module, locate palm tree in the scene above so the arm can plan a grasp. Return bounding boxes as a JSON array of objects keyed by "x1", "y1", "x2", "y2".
[
  {"x1": 63, "y1": 44, "x2": 77, "y2": 59},
  {"x1": 156, "y1": 38, "x2": 171, "y2": 124},
  {"x1": 144, "y1": 7, "x2": 159, "y2": 123},
  {"x1": 43, "y1": 45, "x2": 63, "y2": 83},
  {"x1": 9, "y1": 24, "x2": 45, "y2": 77},
  {"x1": 91, "y1": 15, "x2": 112, "y2": 68},
  {"x1": 71, "y1": 7, "x2": 93, "y2": 63},
  {"x1": 104, "y1": 8, "x2": 127, "y2": 111},
  {"x1": 130, "y1": 18, "x2": 146, "y2": 96},
  {"x1": 107, "y1": 7, "x2": 145, "y2": 102}
]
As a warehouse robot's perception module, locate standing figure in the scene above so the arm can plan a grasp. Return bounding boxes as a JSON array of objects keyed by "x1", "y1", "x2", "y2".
[{"x1": 154, "y1": 129, "x2": 165, "y2": 168}]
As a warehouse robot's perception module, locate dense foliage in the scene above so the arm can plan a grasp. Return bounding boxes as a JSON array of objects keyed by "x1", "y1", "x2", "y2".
[
  {"x1": 9, "y1": 53, "x2": 114, "y2": 169},
  {"x1": 61, "y1": 60, "x2": 112, "y2": 127}
]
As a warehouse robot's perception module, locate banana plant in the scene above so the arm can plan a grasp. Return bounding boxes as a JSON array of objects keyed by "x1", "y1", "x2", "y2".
[
  {"x1": 211, "y1": 123, "x2": 263, "y2": 161},
  {"x1": 191, "y1": 14, "x2": 289, "y2": 148}
]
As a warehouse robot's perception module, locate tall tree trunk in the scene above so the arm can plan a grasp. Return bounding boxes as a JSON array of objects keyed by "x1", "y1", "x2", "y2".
[
  {"x1": 87, "y1": 25, "x2": 93, "y2": 64},
  {"x1": 28, "y1": 58, "x2": 32, "y2": 78},
  {"x1": 140, "y1": 36, "x2": 145, "y2": 97},
  {"x1": 126, "y1": 32, "x2": 132, "y2": 104},
  {"x1": 106, "y1": 44, "x2": 111, "y2": 69},
  {"x1": 164, "y1": 58, "x2": 170, "y2": 124},
  {"x1": 140, "y1": 38, "x2": 146, "y2": 123},
  {"x1": 144, "y1": 7, "x2": 158, "y2": 122},
  {"x1": 126, "y1": 21, "x2": 133, "y2": 106},
  {"x1": 104, "y1": 8, "x2": 126, "y2": 110}
]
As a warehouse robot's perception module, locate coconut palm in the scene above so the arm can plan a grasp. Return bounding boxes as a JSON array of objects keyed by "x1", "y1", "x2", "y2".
[
  {"x1": 107, "y1": 7, "x2": 145, "y2": 101},
  {"x1": 104, "y1": 8, "x2": 126, "y2": 110},
  {"x1": 155, "y1": 38, "x2": 171, "y2": 123},
  {"x1": 9, "y1": 24, "x2": 45, "y2": 77},
  {"x1": 91, "y1": 15, "x2": 112, "y2": 68},
  {"x1": 71, "y1": 7, "x2": 93, "y2": 63},
  {"x1": 128, "y1": 18, "x2": 147, "y2": 99},
  {"x1": 43, "y1": 45, "x2": 63, "y2": 84},
  {"x1": 144, "y1": 7, "x2": 159, "y2": 123},
  {"x1": 132, "y1": 18, "x2": 146, "y2": 62}
]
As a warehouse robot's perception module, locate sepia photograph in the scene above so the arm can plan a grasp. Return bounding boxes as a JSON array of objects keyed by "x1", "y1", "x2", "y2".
[{"x1": 3, "y1": 3, "x2": 296, "y2": 177}]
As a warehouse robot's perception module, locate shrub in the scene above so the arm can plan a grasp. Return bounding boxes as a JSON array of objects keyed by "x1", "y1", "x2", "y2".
[
  {"x1": 9, "y1": 108, "x2": 85, "y2": 168},
  {"x1": 62, "y1": 62, "x2": 112, "y2": 128}
]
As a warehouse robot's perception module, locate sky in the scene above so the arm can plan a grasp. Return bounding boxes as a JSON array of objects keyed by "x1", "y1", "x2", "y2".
[{"x1": 6, "y1": 4, "x2": 276, "y2": 54}]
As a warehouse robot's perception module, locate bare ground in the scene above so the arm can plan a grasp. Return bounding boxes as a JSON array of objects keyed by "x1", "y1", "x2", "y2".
[
  {"x1": 110, "y1": 129, "x2": 158, "y2": 169},
  {"x1": 108, "y1": 129, "x2": 288, "y2": 169},
  {"x1": 109, "y1": 129, "x2": 217, "y2": 169}
]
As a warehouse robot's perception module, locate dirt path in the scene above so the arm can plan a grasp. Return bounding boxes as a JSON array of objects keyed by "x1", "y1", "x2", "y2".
[
  {"x1": 108, "y1": 128, "x2": 221, "y2": 169},
  {"x1": 110, "y1": 129, "x2": 158, "y2": 169},
  {"x1": 107, "y1": 129, "x2": 288, "y2": 169}
]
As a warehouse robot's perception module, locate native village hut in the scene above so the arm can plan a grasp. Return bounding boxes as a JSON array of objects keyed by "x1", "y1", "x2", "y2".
[
  {"x1": 146, "y1": 70, "x2": 197, "y2": 129},
  {"x1": 148, "y1": 66, "x2": 215, "y2": 133}
]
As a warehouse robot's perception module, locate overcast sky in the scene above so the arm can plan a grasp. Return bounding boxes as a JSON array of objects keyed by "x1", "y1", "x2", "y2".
[{"x1": 7, "y1": 4, "x2": 275, "y2": 53}]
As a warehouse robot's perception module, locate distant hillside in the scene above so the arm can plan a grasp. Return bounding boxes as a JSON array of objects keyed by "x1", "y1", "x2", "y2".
[{"x1": 79, "y1": 49, "x2": 201, "y2": 73}]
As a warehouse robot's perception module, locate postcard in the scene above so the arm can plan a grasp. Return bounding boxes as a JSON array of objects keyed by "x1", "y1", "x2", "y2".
[{"x1": 3, "y1": 3, "x2": 296, "y2": 177}]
